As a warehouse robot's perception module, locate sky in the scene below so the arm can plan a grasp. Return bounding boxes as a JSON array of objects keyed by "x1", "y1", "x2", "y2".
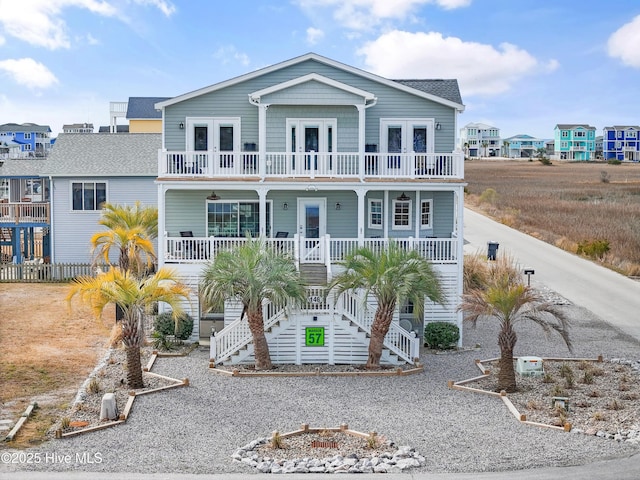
[{"x1": 1, "y1": 0, "x2": 640, "y2": 140}]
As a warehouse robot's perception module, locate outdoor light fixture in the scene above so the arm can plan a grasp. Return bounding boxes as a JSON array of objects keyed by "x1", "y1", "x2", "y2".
[
  {"x1": 435, "y1": 122, "x2": 441, "y2": 130},
  {"x1": 283, "y1": 202, "x2": 288, "y2": 210},
  {"x1": 397, "y1": 192, "x2": 410, "y2": 201},
  {"x1": 206, "y1": 191, "x2": 220, "y2": 200},
  {"x1": 335, "y1": 202, "x2": 341, "y2": 210},
  {"x1": 179, "y1": 122, "x2": 184, "y2": 129}
]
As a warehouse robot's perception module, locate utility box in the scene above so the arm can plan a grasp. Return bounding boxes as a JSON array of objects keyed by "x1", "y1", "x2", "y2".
[
  {"x1": 516, "y1": 356, "x2": 544, "y2": 377},
  {"x1": 487, "y1": 241, "x2": 499, "y2": 260}
]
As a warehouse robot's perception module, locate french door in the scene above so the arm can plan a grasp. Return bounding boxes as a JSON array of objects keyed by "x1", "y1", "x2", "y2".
[
  {"x1": 297, "y1": 198, "x2": 326, "y2": 263},
  {"x1": 380, "y1": 119, "x2": 434, "y2": 170},
  {"x1": 186, "y1": 117, "x2": 240, "y2": 174}
]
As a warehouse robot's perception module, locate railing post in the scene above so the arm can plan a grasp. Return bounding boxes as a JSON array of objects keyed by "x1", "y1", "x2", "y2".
[{"x1": 210, "y1": 332, "x2": 217, "y2": 364}]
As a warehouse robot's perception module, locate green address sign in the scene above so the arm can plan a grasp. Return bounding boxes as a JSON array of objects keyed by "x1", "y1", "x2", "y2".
[{"x1": 305, "y1": 327, "x2": 325, "y2": 347}]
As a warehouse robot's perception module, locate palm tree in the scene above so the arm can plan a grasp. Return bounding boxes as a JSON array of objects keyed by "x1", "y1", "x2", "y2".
[
  {"x1": 200, "y1": 236, "x2": 306, "y2": 370},
  {"x1": 503, "y1": 140, "x2": 510, "y2": 158},
  {"x1": 91, "y1": 202, "x2": 158, "y2": 278},
  {"x1": 327, "y1": 242, "x2": 444, "y2": 369},
  {"x1": 67, "y1": 268, "x2": 191, "y2": 388},
  {"x1": 459, "y1": 274, "x2": 572, "y2": 393}
]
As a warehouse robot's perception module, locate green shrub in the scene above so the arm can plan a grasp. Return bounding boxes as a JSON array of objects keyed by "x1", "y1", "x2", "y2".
[
  {"x1": 538, "y1": 157, "x2": 552, "y2": 166},
  {"x1": 577, "y1": 239, "x2": 610, "y2": 259},
  {"x1": 607, "y1": 159, "x2": 622, "y2": 165},
  {"x1": 424, "y1": 322, "x2": 460, "y2": 350},
  {"x1": 478, "y1": 188, "x2": 498, "y2": 205},
  {"x1": 151, "y1": 331, "x2": 176, "y2": 351},
  {"x1": 154, "y1": 312, "x2": 194, "y2": 340}
]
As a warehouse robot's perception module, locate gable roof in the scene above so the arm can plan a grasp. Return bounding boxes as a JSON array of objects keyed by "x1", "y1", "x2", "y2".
[
  {"x1": 41, "y1": 133, "x2": 160, "y2": 177},
  {"x1": 392, "y1": 79, "x2": 462, "y2": 105},
  {"x1": 555, "y1": 124, "x2": 595, "y2": 130},
  {"x1": 126, "y1": 97, "x2": 170, "y2": 119},
  {"x1": 156, "y1": 52, "x2": 464, "y2": 112}
]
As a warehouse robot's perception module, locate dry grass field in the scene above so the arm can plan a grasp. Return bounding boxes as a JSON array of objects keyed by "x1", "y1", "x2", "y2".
[
  {"x1": 0, "y1": 283, "x2": 113, "y2": 447},
  {"x1": 465, "y1": 160, "x2": 640, "y2": 276}
]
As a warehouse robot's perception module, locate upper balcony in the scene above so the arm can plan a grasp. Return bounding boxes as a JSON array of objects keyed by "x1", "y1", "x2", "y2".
[
  {"x1": 0, "y1": 201, "x2": 50, "y2": 225},
  {"x1": 158, "y1": 150, "x2": 464, "y2": 181}
]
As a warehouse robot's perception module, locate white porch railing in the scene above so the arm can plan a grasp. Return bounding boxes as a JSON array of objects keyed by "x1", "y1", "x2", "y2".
[
  {"x1": 209, "y1": 287, "x2": 420, "y2": 365},
  {"x1": 158, "y1": 150, "x2": 464, "y2": 180},
  {"x1": 165, "y1": 235, "x2": 457, "y2": 264},
  {"x1": 0, "y1": 202, "x2": 50, "y2": 224}
]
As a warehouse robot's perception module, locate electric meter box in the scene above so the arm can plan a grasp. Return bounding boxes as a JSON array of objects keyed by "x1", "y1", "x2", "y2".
[{"x1": 516, "y1": 356, "x2": 544, "y2": 377}]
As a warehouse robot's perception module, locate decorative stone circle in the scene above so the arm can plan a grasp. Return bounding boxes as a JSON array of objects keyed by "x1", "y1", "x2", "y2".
[{"x1": 232, "y1": 423, "x2": 425, "y2": 474}]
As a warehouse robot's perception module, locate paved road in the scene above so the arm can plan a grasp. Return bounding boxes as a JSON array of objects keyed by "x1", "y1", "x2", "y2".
[
  {"x1": 463, "y1": 208, "x2": 640, "y2": 342},
  {"x1": 5, "y1": 209, "x2": 640, "y2": 480}
]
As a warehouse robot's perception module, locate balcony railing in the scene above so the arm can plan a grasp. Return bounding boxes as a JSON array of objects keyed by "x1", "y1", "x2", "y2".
[
  {"x1": 159, "y1": 150, "x2": 464, "y2": 180},
  {"x1": 0, "y1": 202, "x2": 50, "y2": 224},
  {"x1": 164, "y1": 235, "x2": 457, "y2": 265}
]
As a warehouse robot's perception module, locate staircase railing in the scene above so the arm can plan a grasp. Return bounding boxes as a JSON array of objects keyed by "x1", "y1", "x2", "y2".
[
  {"x1": 339, "y1": 289, "x2": 420, "y2": 364},
  {"x1": 210, "y1": 301, "x2": 287, "y2": 364}
]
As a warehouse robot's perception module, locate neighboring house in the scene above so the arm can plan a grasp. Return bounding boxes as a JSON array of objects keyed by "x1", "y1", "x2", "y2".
[
  {"x1": 0, "y1": 158, "x2": 51, "y2": 263},
  {"x1": 0, "y1": 139, "x2": 23, "y2": 160},
  {"x1": 595, "y1": 135, "x2": 603, "y2": 160},
  {"x1": 553, "y1": 124, "x2": 596, "y2": 161},
  {"x1": 63, "y1": 123, "x2": 94, "y2": 134},
  {"x1": 603, "y1": 126, "x2": 640, "y2": 161},
  {"x1": 0, "y1": 123, "x2": 52, "y2": 158},
  {"x1": 545, "y1": 139, "x2": 554, "y2": 157},
  {"x1": 155, "y1": 52, "x2": 466, "y2": 366},
  {"x1": 459, "y1": 122, "x2": 500, "y2": 157},
  {"x1": 105, "y1": 97, "x2": 169, "y2": 133},
  {"x1": 41, "y1": 133, "x2": 160, "y2": 264},
  {"x1": 503, "y1": 134, "x2": 548, "y2": 158}
]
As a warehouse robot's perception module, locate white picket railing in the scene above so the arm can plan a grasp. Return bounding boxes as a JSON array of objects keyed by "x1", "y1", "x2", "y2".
[{"x1": 210, "y1": 287, "x2": 419, "y2": 365}]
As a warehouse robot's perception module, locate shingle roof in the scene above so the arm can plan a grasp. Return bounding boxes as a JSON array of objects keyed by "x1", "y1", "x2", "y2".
[
  {"x1": 555, "y1": 124, "x2": 595, "y2": 130},
  {"x1": 0, "y1": 123, "x2": 52, "y2": 133},
  {"x1": 392, "y1": 79, "x2": 462, "y2": 105},
  {"x1": 41, "y1": 133, "x2": 160, "y2": 177},
  {"x1": 0, "y1": 158, "x2": 47, "y2": 177},
  {"x1": 603, "y1": 125, "x2": 640, "y2": 130},
  {"x1": 126, "y1": 97, "x2": 170, "y2": 119},
  {"x1": 98, "y1": 125, "x2": 130, "y2": 133}
]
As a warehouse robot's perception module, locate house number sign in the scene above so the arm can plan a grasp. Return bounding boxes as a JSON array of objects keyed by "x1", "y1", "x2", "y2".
[{"x1": 305, "y1": 327, "x2": 325, "y2": 347}]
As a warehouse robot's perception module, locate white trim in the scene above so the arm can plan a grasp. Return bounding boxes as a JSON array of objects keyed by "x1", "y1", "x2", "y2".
[
  {"x1": 205, "y1": 199, "x2": 272, "y2": 237},
  {"x1": 368, "y1": 198, "x2": 383, "y2": 230},
  {"x1": 69, "y1": 180, "x2": 108, "y2": 212},
  {"x1": 155, "y1": 53, "x2": 464, "y2": 111},
  {"x1": 286, "y1": 118, "x2": 336, "y2": 156},
  {"x1": 297, "y1": 198, "x2": 327, "y2": 238},
  {"x1": 380, "y1": 118, "x2": 435, "y2": 154},
  {"x1": 250, "y1": 73, "x2": 375, "y2": 103},
  {"x1": 420, "y1": 199, "x2": 433, "y2": 229},
  {"x1": 391, "y1": 199, "x2": 412, "y2": 231}
]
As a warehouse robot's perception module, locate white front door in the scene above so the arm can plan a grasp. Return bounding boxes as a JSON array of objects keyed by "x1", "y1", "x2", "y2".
[{"x1": 298, "y1": 198, "x2": 326, "y2": 263}]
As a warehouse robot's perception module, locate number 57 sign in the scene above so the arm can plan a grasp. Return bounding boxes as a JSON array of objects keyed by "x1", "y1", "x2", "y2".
[{"x1": 305, "y1": 327, "x2": 325, "y2": 347}]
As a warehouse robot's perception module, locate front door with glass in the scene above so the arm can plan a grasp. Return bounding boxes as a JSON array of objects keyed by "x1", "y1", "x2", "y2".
[{"x1": 297, "y1": 198, "x2": 326, "y2": 263}]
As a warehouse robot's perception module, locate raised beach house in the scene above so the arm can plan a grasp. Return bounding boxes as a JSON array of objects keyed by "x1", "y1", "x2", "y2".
[{"x1": 155, "y1": 53, "x2": 466, "y2": 366}]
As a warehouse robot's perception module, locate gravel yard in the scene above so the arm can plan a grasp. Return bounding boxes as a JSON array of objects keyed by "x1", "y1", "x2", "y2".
[{"x1": 3, "y1": 296, "x2": 640, "y2": 476}]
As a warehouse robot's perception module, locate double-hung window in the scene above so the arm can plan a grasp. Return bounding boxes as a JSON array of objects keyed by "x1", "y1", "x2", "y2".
[
  {"x1": 368, "y1": 199, "x2": 383, "y2": 229},
  {"x1": 420, "y1": 199, "x2": 433, "y2": 229},
  {"x1": 392, "y1": 199, "x2": 411, "y2": 230},
  {"x1": 72, "y1": 182, "x2": 106, "y2": 211}
]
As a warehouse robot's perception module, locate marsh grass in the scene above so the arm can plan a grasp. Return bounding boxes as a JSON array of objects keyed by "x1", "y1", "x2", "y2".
[{"x1": 465, "y1": 161, "x2": 640, "y2": 275}]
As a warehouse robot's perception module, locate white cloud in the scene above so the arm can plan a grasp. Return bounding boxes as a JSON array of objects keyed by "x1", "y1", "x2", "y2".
[
  {"x1": 213, "y1": 46, "x2": 251, "y2": 67},
  {"x1": 0, "y1": 35, "x2": 5, "y2": 46},
  {"x1": 295, "y1": 0, "x2": 470, "y2": 30},
  {"x1": 607, "y1": 15, "x2": 640, "y2": 68},
  {"x1": 358, "y1": 30, "x2": 555, "y2": 96},
  {"x1": 0, "y1": 58, "x2": 59, "y2": 89},
  {"x1": 132, "y1": 0, "x2": 176, "y2": 17},
  {"x1": 0, "y1": 0, "x2": 175, "y2": 50},
  {"x1": 306, "y1": 27, "x2": 325, "y2": 45}
]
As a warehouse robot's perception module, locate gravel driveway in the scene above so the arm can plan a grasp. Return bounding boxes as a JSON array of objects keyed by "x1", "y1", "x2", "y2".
[{"x1": 3, "y1": 297, "x2": 640, "y2": 476}]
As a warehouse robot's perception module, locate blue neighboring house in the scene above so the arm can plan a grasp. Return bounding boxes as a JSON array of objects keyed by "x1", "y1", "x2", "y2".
[
  {"x1": 603, "y1": 126, "x2": 640, "y2": 162},
  {"x1": 0, "y1": 123, "x2": 52, "y2": 158},
  {"x1": 155, "y1": 52, "x2": 466, "y2": 365},
  {"x1": 503, "y1": 134, "x2": 548, "y2": 158}
]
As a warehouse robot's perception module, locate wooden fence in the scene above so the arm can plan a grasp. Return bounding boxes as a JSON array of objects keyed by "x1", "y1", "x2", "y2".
[{"x1": 0, "y1": 263, "x2": 102, "y2": 283}]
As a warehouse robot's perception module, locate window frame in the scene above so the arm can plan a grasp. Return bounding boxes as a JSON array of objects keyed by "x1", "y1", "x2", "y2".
[
  {"x1": 70, "y1": 180, "x2": 107, "y2": 212},
  {"x1": 368, "y1": 198, "x2": 383, "y2": 230},
  {"x1": 392, "y1": 199, "x2": 412, "y2": 231},
  {"x1": 206, "y1": 200, "x2": 272, "y2": 237},
  {"x1": 420, "y1": 199, "x2": 433, "y2": 229}
]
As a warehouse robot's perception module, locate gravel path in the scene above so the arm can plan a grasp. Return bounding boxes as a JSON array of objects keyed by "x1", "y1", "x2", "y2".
[{"x1": 3, "y1": 301, "x2": 640, "y2": 476}]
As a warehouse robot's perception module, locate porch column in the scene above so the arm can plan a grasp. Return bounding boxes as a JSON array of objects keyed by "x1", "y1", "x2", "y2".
[
  {"x1": 258, "y1": 104, "x2": 269, "y2": 179},
  {"x1": 414, "y1": 190, "x2": 420, "y2": 238},
  {"x1": 257, "y1": 187, "x2": 268, "y2": 237},
  {"x1": 356, "y1": 188, "x2": 366, "y2": 245},
  {"x1": 157, "y1": 184, "x2": 166, "y2": 268},
  {"x1": 357, "y1": 105, "x2": 365, "y2": 181}
]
